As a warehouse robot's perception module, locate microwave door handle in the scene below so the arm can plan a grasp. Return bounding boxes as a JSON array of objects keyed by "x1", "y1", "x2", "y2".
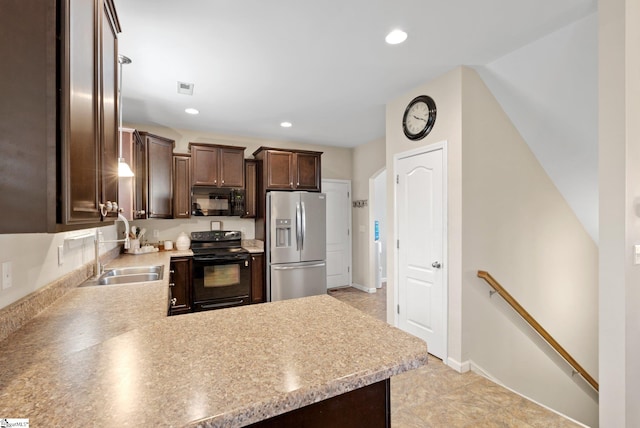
[
  {"x1": 300, "y1": 201, "x2": 306, "y2": 251},
  {"x1": 296, "y1": 202, "x2": 302, "y2": 251}
]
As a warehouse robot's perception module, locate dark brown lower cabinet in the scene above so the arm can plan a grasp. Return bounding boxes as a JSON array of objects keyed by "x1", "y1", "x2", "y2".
[
  {"x1": 169, "y1": 257, "x2": 192, "y2": 316},
  {"x1": 247, "y1": 379, "x2": 390, "y2": 428},
  {"x1": 250, "y1": 253, "x2": 265, "y2": 304}
]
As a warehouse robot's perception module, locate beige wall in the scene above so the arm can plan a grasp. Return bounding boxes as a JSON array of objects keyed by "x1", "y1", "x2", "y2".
[
  {"x1": 385, "y1": 66, "x2": 598, "y2": 425},
  {"x1": 0, "y1": 225, "x2": 121, "y2": 309},
  {"x1": 598, "y1": 0, "x2": 640, "y2": 425},
  {"x1": 385, "y1": 67, "x2": 464, "y2": 362},
  {"x1": 460, "y1": 67, "x2": 598, "y2": 425},
  {"x1": 351, "y1": 137, "x2": 385, "y2": 287}
]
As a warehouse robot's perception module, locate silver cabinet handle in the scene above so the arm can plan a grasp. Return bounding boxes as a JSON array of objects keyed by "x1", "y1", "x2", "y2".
[
  {"x1": 432, "y1": 261, "x2": 442, "y2": 269},
  {"x1": 171, "y1": 297, "x2": 177, "y2": 306}
]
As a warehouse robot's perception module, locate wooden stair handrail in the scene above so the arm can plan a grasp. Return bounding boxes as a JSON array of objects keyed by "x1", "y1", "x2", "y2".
[{"x1": 477, "y1": 270, "x2": 599, "y2": 392}]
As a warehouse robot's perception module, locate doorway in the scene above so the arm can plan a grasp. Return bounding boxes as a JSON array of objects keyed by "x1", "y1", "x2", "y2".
[
  {"x1": 368, "y1": 168, "x2": 387, "y2": 291},
  {"x1": 394, "y1": 143, "x2": 447, "y2": 360},
  {"x1": 323, "y1": 179, "x2": 352, "y2": 288}
]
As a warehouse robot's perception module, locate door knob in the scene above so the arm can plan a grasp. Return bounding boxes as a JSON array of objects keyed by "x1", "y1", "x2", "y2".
[{"x1": 431, "y1": 261, "x2": 441, "y2": 269}]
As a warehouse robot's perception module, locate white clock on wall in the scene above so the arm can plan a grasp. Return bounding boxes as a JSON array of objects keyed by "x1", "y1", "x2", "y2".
[{"x1": 402, "y1": 95, "x2": 437, "y2": 140}]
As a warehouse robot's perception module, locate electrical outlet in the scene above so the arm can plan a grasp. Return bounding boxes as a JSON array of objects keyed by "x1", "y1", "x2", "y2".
[
  {"x1": 153, "y1": 229, "x2": 160, "y2": 238},
  {"x1": 2, "y1": 261, "x2": 12, "y2": 290},
  {"x1": 58, "y1": 245, "x2": 64, "y2": 266}
]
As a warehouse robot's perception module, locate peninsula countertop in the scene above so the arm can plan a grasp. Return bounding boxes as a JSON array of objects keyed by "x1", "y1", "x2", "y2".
[{"x1": 0, "y1": 251, "x2": 428, "y2": 427}]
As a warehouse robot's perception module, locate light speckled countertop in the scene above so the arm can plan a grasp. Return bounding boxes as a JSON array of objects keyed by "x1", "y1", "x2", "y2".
[{"x1": 0, "y1": 250, "x2": 427, "y2": 427}]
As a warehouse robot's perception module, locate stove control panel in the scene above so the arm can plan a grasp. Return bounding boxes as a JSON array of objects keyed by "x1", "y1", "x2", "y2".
[{"x1": 191, "y1": 230, "x2": 242, "y2": 242}]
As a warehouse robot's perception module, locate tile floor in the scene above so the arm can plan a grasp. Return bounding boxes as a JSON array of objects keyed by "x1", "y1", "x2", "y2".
[{"x1": 328, "y1": 285, "x2": 581, "y2": 427}]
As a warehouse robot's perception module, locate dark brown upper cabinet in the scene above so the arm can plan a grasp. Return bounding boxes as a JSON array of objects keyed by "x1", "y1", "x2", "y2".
[
  {"x1": 173, "y1": 154, "x2": 191, "y2": 219},
  {"x1": 0, "y1": 0, "x2": 122, "y2": 233},
  {"x1": 252, "y1": 147, "x2": 322, "y2": 192},
  {"x1": 242, "y1": 159, "x2": 258, "y2": 218},
  {"x1": 189, "y1": 143, "x2": 245, "y2": 188},
  {"x1": 134, "y1": 132, "x2": 175, "y2": 219}
]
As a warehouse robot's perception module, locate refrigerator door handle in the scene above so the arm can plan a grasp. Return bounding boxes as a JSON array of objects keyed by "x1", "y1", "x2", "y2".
[
  {"x1": 295, "y1": 202, "x2": 302, "y2": 251},
  {"x1": 300, "y1": 201, "x2": 306, "y2": 251},
  {"x1": 272, "y1": 262, "x2": 326, "y2": 270}
]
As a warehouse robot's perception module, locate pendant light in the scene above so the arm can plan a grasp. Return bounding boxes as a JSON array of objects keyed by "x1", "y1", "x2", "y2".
[{"x1": 117, "y1": 54, "x2": 134, "y2": 177}]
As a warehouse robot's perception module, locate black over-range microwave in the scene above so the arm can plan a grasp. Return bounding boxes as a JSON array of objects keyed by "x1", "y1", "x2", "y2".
[{"x1": 192, "y1": 188, "x2": 245, "y2": 217}]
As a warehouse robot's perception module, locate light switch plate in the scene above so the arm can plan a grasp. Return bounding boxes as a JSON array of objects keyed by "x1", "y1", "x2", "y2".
[
  {"x1": 2, "y1": 261, "x2": 12, "y2": 290},
  {"x1": 58, "y1": 245, "x2": 64, "y2": 266},
  {"x1": 635, "y1": 244, "x2": 640, "y2": 265}
]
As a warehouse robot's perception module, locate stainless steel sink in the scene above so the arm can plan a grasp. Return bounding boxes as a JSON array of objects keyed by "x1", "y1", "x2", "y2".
[
  {"x1": 98, "y1": 273, "x2": 163, "y2": 285},
  {"x1": 102, "y1": 265, "x2": 164, "y2": 277},
  {"x1": 83, "y1": 265, "x2": 164, "y2": 286}
]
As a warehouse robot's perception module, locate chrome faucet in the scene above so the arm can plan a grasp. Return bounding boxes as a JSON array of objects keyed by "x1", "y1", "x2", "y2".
[{"x1": 94, "y1": 213, "x2": 131, "y2": 278}]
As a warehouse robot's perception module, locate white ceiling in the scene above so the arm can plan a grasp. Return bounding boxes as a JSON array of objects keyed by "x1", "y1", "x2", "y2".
[{"x1": 115, "y1": 0, "x2": 597, "y2": 148}]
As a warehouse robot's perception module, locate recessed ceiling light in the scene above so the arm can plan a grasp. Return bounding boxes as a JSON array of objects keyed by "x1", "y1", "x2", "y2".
[
  {"x1": 185, "y1": 108, "x2": 199, "y2": 115},
  {"x1": 385, "y1": 29, "x2": 407, "y2": 45},
  {"x1": 280, "y1": 121, "x2": 292, "y2": 128}
]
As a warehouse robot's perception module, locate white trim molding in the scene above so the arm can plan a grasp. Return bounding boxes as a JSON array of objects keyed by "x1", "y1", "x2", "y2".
[{"x1": 351, "y1": 283, "x2": 377, "y2": 294}]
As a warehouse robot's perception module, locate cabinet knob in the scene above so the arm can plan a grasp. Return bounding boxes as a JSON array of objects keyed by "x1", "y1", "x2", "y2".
[
  {"x1": 246, "y1": 211, "x2": 249, "y2": 215},
  {"x1": 214, "y1": 179, "x2": 217, "y2": 184},
  {"x1": 169, "y1": 282, "x2": 175, "y2": 287},
  {"x1": 169, "y1": 270, "x2": 175, "y2": 274},
  {"x1": 221, "y1": 180, "x2": 225, "y2": 184},
  {"x1": 171, "y1": 298, "x2": 177, "y2": 306},
  {"x1": 297, "y1": 182, "x2": 299, "y2": 186},
  {"x1": 290, "y1": 182, "x2": 293, "y2": 186}
]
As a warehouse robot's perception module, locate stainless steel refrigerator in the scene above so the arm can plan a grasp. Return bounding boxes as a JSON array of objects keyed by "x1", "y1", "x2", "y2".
[{"x1": 266, "y1": 191, "x2": 327, "y2": 301}]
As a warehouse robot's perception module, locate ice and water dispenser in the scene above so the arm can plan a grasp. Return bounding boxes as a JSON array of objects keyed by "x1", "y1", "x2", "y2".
[{"x1": 275, "y1": 219, "x2": 292, "y2": 248}]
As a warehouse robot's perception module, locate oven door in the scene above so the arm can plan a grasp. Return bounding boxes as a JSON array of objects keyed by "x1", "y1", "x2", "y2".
[{"x1": 192, "y1": 254, "x2": 250, "y2": 310}]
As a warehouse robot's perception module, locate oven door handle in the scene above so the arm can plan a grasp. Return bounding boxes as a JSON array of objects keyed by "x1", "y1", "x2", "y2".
[
  {"x1": 200, "y1": 299, "x2": 245, "y2": 309},
  {"x1": 193, "y1": 255, "x2": 249, "y2": 263}
]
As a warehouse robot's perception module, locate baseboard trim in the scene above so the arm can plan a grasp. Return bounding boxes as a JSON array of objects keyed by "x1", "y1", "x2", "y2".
[
  {"x1": 467, "y1": 360, "x2": 589, "y2": 428},
  {"x1": 351, "y1": 283, "x2": 376, "y2": 293},
  {"x1": 446, "y1": 357, "x2": 470, "y2": 373}
]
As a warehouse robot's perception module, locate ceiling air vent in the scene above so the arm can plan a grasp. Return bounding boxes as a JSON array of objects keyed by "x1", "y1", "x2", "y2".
[{"x1": 177, "y1": 81, "x2": 194, "y2": 95}]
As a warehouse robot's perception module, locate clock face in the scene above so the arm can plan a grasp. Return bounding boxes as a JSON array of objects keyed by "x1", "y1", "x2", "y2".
[{"x1": 402, "y1": 95, "x2": 436, "y2": 140}]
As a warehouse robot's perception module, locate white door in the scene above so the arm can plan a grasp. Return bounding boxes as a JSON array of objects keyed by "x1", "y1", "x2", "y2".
[
  {"x1": 323, "y1": 180, "x2": 351, "y2": 288},
  {"x1": 396, "y1": 147, "x2": 446, "y2": 359}
]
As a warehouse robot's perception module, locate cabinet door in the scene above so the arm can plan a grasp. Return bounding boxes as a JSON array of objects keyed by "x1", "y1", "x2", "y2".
[
  {"x1": 100, "y1": 1, "x2": 119, "y2": 217},
  {"x1": 132, "y1": 131, "x2": 147, "y2": 219},
  {"x1": 219, "y1": 148, "x2": 244, "y2": 187},
  {"x1": 294, "y1": 152, "x2": 321, "y2": 191},
  {"x1": 250, "y1": 253, "x2": 265, "y2": 303},
  {"x1": 173, "y1": 155, "x2": 191, "y2": 219},
  {"x1": 243, "y1": 160, "x2": 257, "y2": 218},
  {"x1": 63, "y1": 0, "x2": 101, "y2": 224},
  {"x1": 265, "y1": 150, "x2": 294, "y2": 190},
  {"x1": 191, "y1": 145, "x2": 219, "y2": 186},
  {"x1": 170, "y1": 257, "x2": 192, "y2": 315},
  {"x1": 147, "y1": 135, "x2": 174, "y2": 218}
]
